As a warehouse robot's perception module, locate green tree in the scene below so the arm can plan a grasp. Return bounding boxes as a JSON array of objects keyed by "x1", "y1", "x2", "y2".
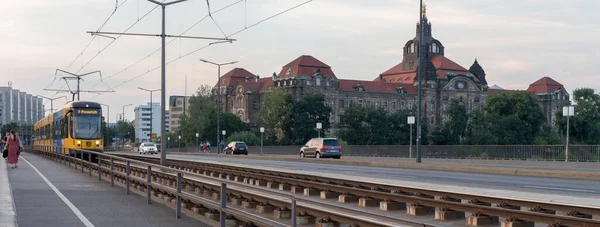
[
  {"x1": 258, "y1": 89, "x2": 292, "y2": 144},
  {"x1": 284, "y1": 93, "x2": 332, "y2": 145},
  {"x1": 464, "y1": 109, "x2": 497, "y2": 145},
  {"x1": 179, "y1": 85, "x2": 215, "y2": 146},
  {"x1": 338, "y1": 105, "x2": 390, "y2": 145},
  {"x1": 445, "y1": 99, "x2": 468, "y2": 144},
  {"x1": 226, "y1": 131, "x2": 260, "y2": 146},
  {"x1": 179, "y1": 85, "x2": 248, "y2": 146},
  {"x1": 386, "y1": 110, "x2": 418, "y2": 145},
  {"x1": 484, "y1": 91, "x2": 546, "y2": 144},
  {"x1": 113, "y1": 121, "x2": 135, "y2": 142},
  {"x1": 555, "y1": 88, "x2": 600, "y2": 144}
]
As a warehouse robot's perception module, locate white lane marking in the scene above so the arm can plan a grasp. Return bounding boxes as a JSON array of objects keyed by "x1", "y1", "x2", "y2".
[
  {"x1": 523, "y1": 185, "x2": 596, "y2": 193},
  {"x1": 21, "y1": 156, "x2": 95, "y2": 227}
]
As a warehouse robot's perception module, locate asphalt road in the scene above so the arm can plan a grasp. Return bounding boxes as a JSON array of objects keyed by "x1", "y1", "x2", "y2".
[
  {"x1": 167, "y1": 154, "x2": 600, "y2": 197},
  {"x1": 8, "y1": 153, "x2": 207, "y2": 227}
]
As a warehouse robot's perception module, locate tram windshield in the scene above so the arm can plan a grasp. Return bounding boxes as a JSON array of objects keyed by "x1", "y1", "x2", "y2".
[{"x1": 73, "y1": 113, "x2": 102, "y2": 140}]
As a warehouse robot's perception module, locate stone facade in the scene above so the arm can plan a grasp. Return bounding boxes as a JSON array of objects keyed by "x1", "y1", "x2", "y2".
[{"x1": 216, "y1": 11, "x2": 568, "y2": 131}]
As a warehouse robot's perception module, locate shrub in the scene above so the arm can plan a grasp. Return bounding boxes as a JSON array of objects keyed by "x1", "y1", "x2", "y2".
[{"x1": 226, "y1": 131, "x2": 260, "y2": 146}]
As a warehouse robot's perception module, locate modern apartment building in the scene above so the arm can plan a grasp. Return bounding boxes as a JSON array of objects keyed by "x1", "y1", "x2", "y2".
[
  {"x1": 168, "y1": 95, "x2": 190, "y2": 132},
  {"x1": 0, "y1": 86, "x2": 44, "y2": 125},
  {"x1": 133, "y1": 102, "x2": 161, "y2": 142}
]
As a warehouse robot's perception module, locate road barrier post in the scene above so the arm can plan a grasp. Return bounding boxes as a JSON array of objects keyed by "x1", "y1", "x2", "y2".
[
  {"x1": 98, "y1": 156, "x2": 102, "y2": 181},
  {"x1": 126, "y1": 161, "x2": 131, "y2": 195},
  {"x1": 147, "y1": 166, "x2": 152, "y2": 204},
  {"x1": 110, "y1": 158, "x2": 114, "y2": 187},
  {"x1": 176, "y1": 173, "x2": 182, "y2": 219},
  {"x1": 220, "y1": 183, "x2": 227, "y2": 227},
  {"x1": 88, "y1": 151, "x2": 92, "y2": 177}
]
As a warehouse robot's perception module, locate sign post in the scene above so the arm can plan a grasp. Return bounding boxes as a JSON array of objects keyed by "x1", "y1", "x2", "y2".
[
  {"x1": 563, "y1": 106, "x2": 574, "y2": 162},
  {"x1": 195, "y1": 133, "x2": 199, "y2": 152},
  {"x1": 260, "y1": 127, "x2": 265, "y2": 155},
  {"x1": 316, "y1": 122, "x2": 322, "y2": 138},
  {"x1": 221, "y1": 130, "x2": 226, "y2": 154},
  {"x1": 407, "y1": 116, "x2": 415, "y2": 158}
]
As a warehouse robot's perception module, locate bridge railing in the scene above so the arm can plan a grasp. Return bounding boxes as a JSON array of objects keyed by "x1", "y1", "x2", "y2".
[{"x1": 156, "y1": 145, "x2": 600, "y2": 162}]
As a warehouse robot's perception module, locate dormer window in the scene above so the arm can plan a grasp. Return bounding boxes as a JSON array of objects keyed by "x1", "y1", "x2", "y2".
[
  {"x1": 283, "y1": 81, "x2": 287, "y2": 86},
  {"x1": 408, "y1": 42, "x2": 416, "y2": 54},
  {"x1": 316, "y1": 78, "x2": 321, "y2": 86},
  {"x1": 285, "y1": 68, "x2": 291, "y2": 75},
  {"x1": 353, "y1": 83, "x2": 365, "y2": 92},
  {"x1": 396, "y1": 86, "x2": 407, "y2": 94},
  {"x1": 430, "y1": 42, "x2": 439, "y2": 53}
]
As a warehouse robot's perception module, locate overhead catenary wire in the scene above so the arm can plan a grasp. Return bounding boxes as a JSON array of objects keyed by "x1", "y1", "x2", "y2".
[
  {"x1": 88, "y1": 0, "x2": 244, "y2": 91},
  {"x1": 43, "y1": 0, "x2": 132, "y2": 97},
  {"x1": 95, "y1": 0, "x2": 314, "y2": 95}
]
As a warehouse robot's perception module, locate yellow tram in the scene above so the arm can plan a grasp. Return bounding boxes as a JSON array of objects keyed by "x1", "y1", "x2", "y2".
[{"x1": 34, "y1": 101, "x2": 103, "y2": 155}]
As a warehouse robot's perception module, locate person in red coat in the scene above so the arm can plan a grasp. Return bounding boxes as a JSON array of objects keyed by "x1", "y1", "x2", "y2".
[{"x1": 6, "y1": 131, "x2": 23, "y2": 169}]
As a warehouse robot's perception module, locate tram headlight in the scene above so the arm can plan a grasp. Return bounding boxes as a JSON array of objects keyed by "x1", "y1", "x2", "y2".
[
  {"x1": 96, "y1": 140, "x2": 100, "y2": 145},
  {"x1": 77, "y1": 140, "x2": 81, "y2": 146}
]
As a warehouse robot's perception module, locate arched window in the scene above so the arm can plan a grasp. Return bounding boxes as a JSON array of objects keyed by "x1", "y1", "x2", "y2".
[
  {"x1": 316, "y1": 78, "x2": 321, "y2": 86},
  {"x1": 326, "y1": 81, "x2": 330, "y2": 86}
]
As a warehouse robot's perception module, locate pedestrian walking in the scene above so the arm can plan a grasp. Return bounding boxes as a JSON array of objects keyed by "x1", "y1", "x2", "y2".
[
  {"x1": 6, "y1": 131, "x2": 23, "y2": 169},
  {"x1": 206, "y1": 141, "x2": 211, "y2": 153},
  {"x1": 199, "y1": 142, "x2": 204, "y2": 153}
]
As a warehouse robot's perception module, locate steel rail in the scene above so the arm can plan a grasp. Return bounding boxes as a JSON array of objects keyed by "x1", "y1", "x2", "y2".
[
  {"x1": 116, "y1": 153, "x2": 600, "y2": 227},
  {"x1": 107, "y1": 158, "x2": 433, "y2": 227},
  {"x1": 31, "y1": 147, "x2": 432, "y2": 227}
]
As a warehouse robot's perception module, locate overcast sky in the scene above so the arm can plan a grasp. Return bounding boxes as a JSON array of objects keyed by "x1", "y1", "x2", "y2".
[{"x1": 1, "y1": 0, "x2": 598, "y2": 121}]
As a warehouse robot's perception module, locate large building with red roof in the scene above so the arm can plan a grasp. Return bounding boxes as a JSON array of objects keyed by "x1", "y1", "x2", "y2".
[{"x1": 216, "y1": 9, "x2": 569, "y2": 130}]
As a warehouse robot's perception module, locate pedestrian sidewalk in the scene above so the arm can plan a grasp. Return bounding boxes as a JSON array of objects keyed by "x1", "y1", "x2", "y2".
[{"x1": 0, "y1": 158, "x2": 17, "y2": 227}]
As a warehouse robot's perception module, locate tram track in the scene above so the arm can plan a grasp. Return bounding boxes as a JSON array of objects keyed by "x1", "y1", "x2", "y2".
[{"x1": 114, "y1": 153, "x2": 600, "y2": 227}]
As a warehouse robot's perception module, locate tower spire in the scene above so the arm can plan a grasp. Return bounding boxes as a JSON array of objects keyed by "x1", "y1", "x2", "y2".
[{"x1": 422, "y1": 4, "x2": 427, "y2": 19}]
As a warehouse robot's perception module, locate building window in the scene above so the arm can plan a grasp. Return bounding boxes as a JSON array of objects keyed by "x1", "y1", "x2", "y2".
[
  {"x1": 349, "y1": 100, "x2": 354, "y2": 106},
  {"x1": 384, "y1": 102, "x2": 388, "y2": 109},
  {"x1": 392, "y1": 102, "x2": 396, "y2": 110},
  {"x1": 430, "y1": 42, "x2": 439, "y2": 53},
  {"x1": 306, "y1": 80, "x2": 311, "y2": 86},
  {"x1": 283, "y1": 81, "x2": 287, "y2": 86},
  {"x1": 326, "y1": 81, "x2": 330, "y2": 86},
  {"x1": 316, "y1": 78, "x2": 321, "y2": 86},
  {"x1": 286, "y1": 68, "x2": 291, "y2": 75},
  {"x1": 408, "y1": 42, "x2": 415, "y2": 53},
  {"x1": 339, "y1": 100, "x2": 345, "y2": 108},
  {"x1": 252, "y1": 101, "x2": 258, "y2": 110}
]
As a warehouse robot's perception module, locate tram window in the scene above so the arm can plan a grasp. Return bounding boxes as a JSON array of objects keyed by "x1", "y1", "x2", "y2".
[{"x1": 62, "y1": 117, "x2": 67, "y2": 138}]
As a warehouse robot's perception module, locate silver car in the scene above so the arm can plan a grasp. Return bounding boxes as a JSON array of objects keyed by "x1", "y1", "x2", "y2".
[{"x1": 139, "y1": 142, "x2": 158, "y2": 155}]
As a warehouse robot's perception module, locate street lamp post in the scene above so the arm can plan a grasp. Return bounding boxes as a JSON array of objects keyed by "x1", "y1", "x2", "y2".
[
  {"x1": 316, "y1": 122, "x2": 322, "y2": 138},
  {"x1": 563, "y1": 106, "x2": 574, "y2": 162},
  {"x1": 221, "y1": 130, "x2": 226, "y2": 154},
  {"x1": 199, "y1": 59, "x2": 237, "y2": 156},
  {"x1": 408, "y1": 116, "x2": 415, "y2": 158},
  {"x1": 139, "y1": 87, "x2": 160, "y2": 142},
  {"x1": 260, "y1": 127, "x2": 264, "y2": 155},
  {"x1": 122, "y1": 104, "x2": 133, "y2": 121},
  {"x1": 195, "y1": 133, "x2": 199, "y2": 152},
  {"x1": 416, "y1": 0, "x2": 425, "y2": 164},
  {"x1": 100, "y1": 104, "x2": 110, "y2": 148}
]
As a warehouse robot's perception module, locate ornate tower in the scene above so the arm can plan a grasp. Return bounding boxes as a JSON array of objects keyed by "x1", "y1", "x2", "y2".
[
  {"x1": 468, "y1": 59, "x2": 488, "y2": 85},
  {"x1": 402, "y1": 7, "x2": 445, "y2": 72}
]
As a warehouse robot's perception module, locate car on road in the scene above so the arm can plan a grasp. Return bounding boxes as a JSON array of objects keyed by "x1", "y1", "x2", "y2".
[
  {"x1": 300, "y1": 138, "x2": 342, "y2": 159},
  {"x1": 223, "y1": 141, "x2": 249, "y2": 155},
  {"x1": 139, "y1": 142, "x2": 158, "y2": 155}
]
